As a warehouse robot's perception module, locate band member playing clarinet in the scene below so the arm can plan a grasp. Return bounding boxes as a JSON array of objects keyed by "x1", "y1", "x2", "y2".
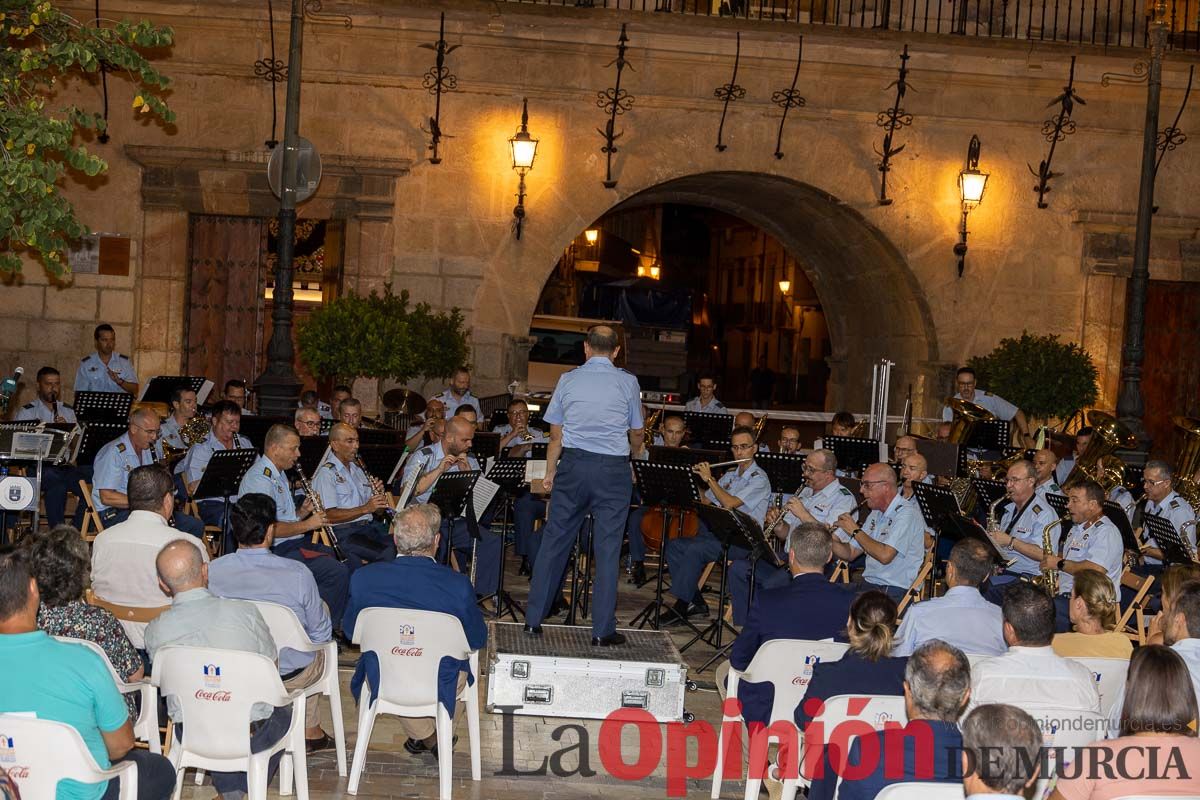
[
  {"x1": 524, "y1": 326, "x2": 644, "y2": 646},
  {"x1": 311, "y1": 422, "x2": 396, "y2": 563}
]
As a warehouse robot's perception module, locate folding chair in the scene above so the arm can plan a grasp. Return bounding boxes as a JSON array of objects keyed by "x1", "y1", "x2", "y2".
[
  {"x1": 897, "y1": 558, "x2": 935, "y2": 617},
  {"x1": 78, "y1": 479, "x2": 105, "y2": 541},
  {"x1": 0, "y1": 715, "x2": 138, "y2": 799},
  {"x1": 250, "y1": 600, "x2": 347, "y2": 776},
  {"x1": 85, "y1": 588, "x2": 169, "y2": 626},
  {"x1": 711, "y1": 640, "x2": 849, "y2": 800},
  {"x1": 53, "y1": 635, "x2": 161, "y2": 754},
  {"x1": 1117, "y1": 570, "x2": 1155, "y2": 645},
  {"x1": 348, "y1": 607, "x2": 481, "y2": 799},
  {"x1": 829, "y1": 559, "x2": 850, "y2": 583}
]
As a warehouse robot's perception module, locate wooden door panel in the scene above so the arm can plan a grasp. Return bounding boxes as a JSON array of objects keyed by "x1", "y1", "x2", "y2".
[{"x1": 1142, "y1": 280, "x2": 1200, "y2": 458}]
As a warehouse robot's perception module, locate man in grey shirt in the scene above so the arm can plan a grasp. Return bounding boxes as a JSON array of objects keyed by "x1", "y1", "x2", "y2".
[{"x1": 145, "y1": 540, "x2": 286, "y2": 800}]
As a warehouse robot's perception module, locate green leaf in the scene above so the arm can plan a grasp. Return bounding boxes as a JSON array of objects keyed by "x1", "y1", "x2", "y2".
[{"x1": 968, "y1": 332, "x2": 1100, "y2": 424}]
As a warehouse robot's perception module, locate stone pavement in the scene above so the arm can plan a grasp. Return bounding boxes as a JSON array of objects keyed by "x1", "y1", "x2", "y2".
[{"x1": 179, "y1": 556, "x2": 748, "y2": 799}]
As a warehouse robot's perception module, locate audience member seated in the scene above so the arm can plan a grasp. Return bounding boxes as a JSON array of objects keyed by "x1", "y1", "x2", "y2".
[
  {"x1": 719, "y1": 522, "x2": 854, "y2": 730},
  {"x1": 969, "y1": 582, "x2": 1099, "y2": 715},
  {"x1": 208, "y1": 493, "x2": 337, "y2": 754},
  {"x1": 1146, "y1": 564, "x2": 1200, "y2": 646},
  {"x1": 90, "y1": 465, "x2": 210, "y2": 654},
  {"x1": 0, "y1": 546, "x2": 175, "y2": 800},
  {"x1": 808, "y1": 639, "x2": 970, "y2": 800},
  {"x1": 145, "y1": 540, "x2": 285, "y2": 800},
  {"x1": 1052, "y1": 645, "x2": 1200, "y2": 800},
  {"x1": 893, "y1": 538, "x2": 1006, "y2": 657},
  {"x1": 1051, "y1": 569, "x2": 1133, "y2": 659},
  {"x1": 796, "y1": 590, "x2": 908, "y2": 730},
  {"x1": 960, "y1": 703, "x2": 1043, "y2": 800},
  {"x1": 342, "y1": 503, "x2": 488, "y2": 758},
  {"x1": 30, "y1": 525, "x2": 143, "y2": 719}
]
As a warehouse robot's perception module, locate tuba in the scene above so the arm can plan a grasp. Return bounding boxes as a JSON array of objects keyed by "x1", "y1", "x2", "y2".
[
  {"x1": 1061, "y1": 410, "x2": 1136, "y2": 491},
  {"x1": 946, "y1": 398, "x2": 995, "y2": 445},
  {"x1": 180, "y1": 414, "x2": 210, "y2": 447},
  {"x1": 1171, "y1": 416, "x2": 1200, "y2": 514},
  {"x1": 967, "y1": 449, "x2": 1027, "y2": 482},
  {"x1": 643, "y1": 407, "x2": 664, "y2": 442}
]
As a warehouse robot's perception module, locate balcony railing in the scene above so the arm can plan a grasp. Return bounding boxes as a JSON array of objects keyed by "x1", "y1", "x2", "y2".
[{"x1": 498, "y1": 0, "x2": 1200, "y2": 49}]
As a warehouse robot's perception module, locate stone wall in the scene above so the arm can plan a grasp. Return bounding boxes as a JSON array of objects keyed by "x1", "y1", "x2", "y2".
[{"x1": 4, "y1": 0, "x2": 1197, "y2": 416}]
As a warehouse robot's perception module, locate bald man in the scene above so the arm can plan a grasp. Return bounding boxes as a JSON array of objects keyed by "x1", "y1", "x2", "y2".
[
  {"x1": 733, "y1": 411, "x2": 769, "y2": 453},
  {"x1": 832, "y1": 462, "x2": 927, "y2": 601},
  {"x1": 311, "y1": 422, "x2": 396, "y2": 565},
  {"x1": 91, "y1": 407, "x2": 204, "y2": 537},
  {"x1": 1032, "y1": 448, "x2": 1063, "y2": 499}
]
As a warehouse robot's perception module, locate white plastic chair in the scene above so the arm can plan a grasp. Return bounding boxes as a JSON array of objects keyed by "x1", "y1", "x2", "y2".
[
  {"x1": 1066, "y1": 656, "x2": 1129, "y2": 720},
  {"x1": 963, "y1": 652, "x2": 992, "y2": 671},
  {"x1": 250, "y1": 600, "x2": 346, "y2": 776},
  {"x1": 780, "y1": 693, "x2": 909, "y2": 800},
  {"x1": 151, "y1": 645, "x2": 309, "y2": 800},
  {"x1": 1027, "y1": 706, "x2": 1106, "y2": 750},
  {"x1": 53, "y1": 635, "x2": 161, "y2": 754},
  {"x1": 875, "y1": 783, "x2": 965, "y2": 800},
  {"x1": 710, "y1": 639, "x2": 849, "y2": 800},
  {"x1": 0, "y1": 714, "x2": 138, "y2": 799},
  {"x1": 348, "y1": 607, "x2": 481, "y2": 799}
]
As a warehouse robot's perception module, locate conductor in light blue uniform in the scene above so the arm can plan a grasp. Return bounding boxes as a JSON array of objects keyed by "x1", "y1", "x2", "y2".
[
  {"x1": 524, "y1": 326, "x2": 644, "y2": 646},
  {"x1": 74, "y1": 323, "x2": 138, "y2": 395}
]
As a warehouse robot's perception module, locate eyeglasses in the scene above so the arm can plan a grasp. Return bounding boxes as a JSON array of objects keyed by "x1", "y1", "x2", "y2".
[
  {"x1": 1005, "y1": 476, "x2": 1034, "y2": 484},
  {"x1": 803, "y1": 465, "x2": 831, "y2": 474},
  {"x1": 859, "y1": 480, "x2": 888, "y2": 489},
  {"x1": 730, "y1": 443, "x2": 756, "y2": 452},
  {"x1": 132, "y1": 423, "x2": 161, "y2": 436},
  {"x1": 1144, "y1": 477, "x2": 1170, "y2": 486}
]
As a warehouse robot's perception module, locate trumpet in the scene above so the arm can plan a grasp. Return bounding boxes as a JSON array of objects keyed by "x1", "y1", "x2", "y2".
[{"x1": 295, "y1": 466, "x2": 347, "y2": 562}]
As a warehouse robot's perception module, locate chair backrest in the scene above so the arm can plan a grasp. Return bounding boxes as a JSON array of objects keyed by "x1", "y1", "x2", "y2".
[
  {"x1": 814, "y1": 693, "x2": 909, "y2": 732},
  {"x1": 351, "y1": 607, "x2": 470, "y2": 708},
  {"x1": 0, "y1": 715, "x2": 113, "y2": 795},
  {"x1": 963, "y1": 652, "x2": 992, "y2": 671},
  {"x1": 741, "y1": 640, "x2": 850, "y2": 725},
  {"x1": 1025, "y1": 706, "x2": 1107, "y2": 751},
  {"x1": 151, "y1": 645, "x2": 288, "y2": 760},
  {"x1": 249, "y1": 600, "x2": 320, "y2": 653},
  {"x1": 52, "y1": 636, "x2": 126, "y2": 687},
  {"x1": 1065, "y1": 656, "x2": 1129, "y2": 719},
  {"x1": 875, "y1": 783, "x2": 965, "y2": 800}
]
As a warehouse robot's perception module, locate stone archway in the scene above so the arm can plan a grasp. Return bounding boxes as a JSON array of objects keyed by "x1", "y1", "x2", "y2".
[{"x1": 524, "y1": 171, "x2": 940, "y2": 413}]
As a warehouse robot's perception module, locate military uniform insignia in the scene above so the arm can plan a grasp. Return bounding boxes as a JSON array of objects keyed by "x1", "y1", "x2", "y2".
[
  {"x1": 839, "y1": 487, "x2": 853, "y2": 496},
  {"x1": 20, "y1": 403, "x2": 32, "y2": 410},
  {"x1": 1170, "y1": 499, "x2": 1181, "y2": 510},
  {"x1": 263, "y1": 467, "x2": 273, "y2": 477},
  {"x1": 323, "y1": 462, "x2": 336, "y2": 470},
  {"x1": 116, "y1": 443, "x2": 127, "y2": 453},
  {"x1": 1033, "y1": 504, "x2": 1043, "y2": 515}
]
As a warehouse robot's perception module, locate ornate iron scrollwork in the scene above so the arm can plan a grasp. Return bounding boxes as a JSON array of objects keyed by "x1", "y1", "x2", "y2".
[{"x1": 596, "y1": 24, "x2": 635, "y2": 189}]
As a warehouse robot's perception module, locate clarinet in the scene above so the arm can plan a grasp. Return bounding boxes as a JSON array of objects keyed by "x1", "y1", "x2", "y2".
[
  {"x1": 295, "y1": 467, "x2": 348, "y2": 562},
  {"x1": 355, "y1": 453, "x2": 394, "y2": 523}
]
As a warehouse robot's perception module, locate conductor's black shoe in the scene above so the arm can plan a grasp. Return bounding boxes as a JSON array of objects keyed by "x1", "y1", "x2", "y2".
[
  {"x1": 592, "y1": 631, "x2": 627, "y2": 647},
  {"x1": 523, "y1": 623, "x2": 543, "y2": 637},
  {"x1": 630, "y1": 562, "x2": 647, "y2": 585},
  {"x1": 518, "y1": 557, "x2": 531, "y2": 577}
]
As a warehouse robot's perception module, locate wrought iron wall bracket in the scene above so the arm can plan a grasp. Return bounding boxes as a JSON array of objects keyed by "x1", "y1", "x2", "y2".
[
  {"x1": 303, "y1": 0, "x2": 352, "y2": 28},
  {"x1": 873, "y1": 44, "x2": 915, "y2": 206},
  {"x1": 1029, "y1": 56, "x2": 1085, "y2": 209},
  {"x1": 1152, "y1": 64, "x2": 1193, "y2": 212},
  {"x1": 713, "y1": 32, "x2": 746, "y2": 152},
  {"x1": 419, "y1": 12, "x2": 460, "y2": 165},
  {"x1": 596, "y1": 24, "x2": 635, "y2": 189},
  {"x1": 771, "y1": 36, "x2": 806, "y2": 160},
  {"x1": 255, "y1": 0, "x2": 289, "y2": 149}
]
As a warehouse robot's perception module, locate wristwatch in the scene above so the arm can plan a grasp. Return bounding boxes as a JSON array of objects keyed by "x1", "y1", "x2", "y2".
[
  {"x1": 1056, "y1": 558, "x2": 1066, "y2": 572},
  {"x1": 851, "y1": 528, "x2": 864, "y2": 540}
]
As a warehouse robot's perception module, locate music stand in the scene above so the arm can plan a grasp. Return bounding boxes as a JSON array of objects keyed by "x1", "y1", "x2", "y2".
[
  {"x1": 683, "y1": 411, "x2": 733, "y2": 449},
  {"x1": 471, "y1": 431, "x2": 502, "y2": 464},
  {"x1": 1142, "y1": 514, "x2": 1195, "y2": 565},
  {"x1": 912, "y1": 481, "x2": 1007, "y2": 566},
  {"x1": 298, "y1": 436, "x2": 327, "y2": 476},
  {"x1": 75, "y1": 421, "x2": 126, "y2": 467},
  {"x1": 1042, "y1": 493, "x2": 1070, "y2": 553},
  {"x1": 481, "y1": 458, "x2": 528, "y2": 621},
  {"x1": 1102, "y1": 500, "x2": 1139, "y2": 554},
  {"x1": 628, "y1": 462, "x2": 703, "y2": 632},
  {"x1": 357, "y1": 427, "x2": 399, "y2": 447},
  {"x1": 236, "y1": 415, "x2": 289, "y2": 451},
  {"x1": 73, "y1": 391, "x2": 131, "y2": 423},
  {"x1": 916, "y1": 440, "x2": 961, "y2": 479},
  {"x1": 428, "y1": 471, "x2": 481, "y2": 567},
  {"x1": 971, "y1": 478, "x2": 1006, "y2": 509},
  {"x1": 357, "y1": 445, "x2": 406, "y2": 488},
  {"x1": 825, "y1": 436, "x2": 882, "y2": 475},
  {"x1": 681, "y1": 503, "x2": 760, "y2": 666},
  {"x1": 966, "y1": 419, "x2": 1012, "y2": 451},
  {"x1": 193, "y1": 448, "x2": 258, "y2": 555},
  {"x1": 756, "y1": 452, "x2": 808, "y2": 496},
  {"x1": 140, "y1": 376, "x2": 207, "y2": 407}
]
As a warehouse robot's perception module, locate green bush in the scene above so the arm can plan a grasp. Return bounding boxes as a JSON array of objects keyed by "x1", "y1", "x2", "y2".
[
  {"x1": 967, "y1": 332, "x2": 1099, "y2": 422},
  {"x1": 297, "y1": 284, "x2": 468, "y2": 386}
]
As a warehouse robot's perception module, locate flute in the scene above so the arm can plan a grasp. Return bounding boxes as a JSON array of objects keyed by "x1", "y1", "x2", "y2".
[{"x1": 694, "y1": 457, "x2": 754, "y2": 470}]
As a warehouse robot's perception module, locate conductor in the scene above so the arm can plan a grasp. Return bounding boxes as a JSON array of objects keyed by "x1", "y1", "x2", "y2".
[{"x1": 524, "y1": 325, "x2": 644, "y2": 646}]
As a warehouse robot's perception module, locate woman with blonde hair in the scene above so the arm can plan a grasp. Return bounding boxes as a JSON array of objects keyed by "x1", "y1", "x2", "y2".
[{"x1": 1052, "y1": 568, "x2": 1133, "y2": 658}]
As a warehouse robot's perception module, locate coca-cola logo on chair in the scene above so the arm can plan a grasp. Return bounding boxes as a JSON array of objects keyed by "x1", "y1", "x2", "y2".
[
  {"x1": 390, "y1": 646, "x2": 424, "y2": 657},
  {"x1": 194, "y1": 689, "x2": 232, "y2": 702}
]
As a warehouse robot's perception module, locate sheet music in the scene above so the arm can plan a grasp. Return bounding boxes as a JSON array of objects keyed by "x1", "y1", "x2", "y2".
[
  {"x1": 472, "y1": 474, "x2": 500, "y2": 517},
  {"x1": 525, "y1": 460, "x2": 547, "y2": 482},
  {"x1": 387, "y1": 449, "x2": 411, "y2": 486},
  {"x1": 197, "y1": 380, "x2": 214, "y2": 406}
]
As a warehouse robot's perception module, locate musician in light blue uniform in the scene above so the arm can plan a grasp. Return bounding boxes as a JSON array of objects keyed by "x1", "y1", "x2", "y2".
[
  {"x1": 941, "y1": 366, "x2": 1034, "y2": 448},
  {"x1": 238, "y1": 423, "x2": 351, "y2": 627},
  {"x1": 685, "y1": 375, "x2": 726, "y2": 413},
  {"x1": 983, "y1": 459, "x2": 1064, "y2": 604},
  {"x1": 311, "y1": 422, "x2": 396, "y2": 565},
  {"x1": 74, "y1": 324, "x2": 138, "y2": 395},
  {"x1": 493, "y1": 398, "x2": 550, "y2": 574},
  {"x1": 15, "y1": 365, "x2": 88, "y2": 528},
  {"x1": 180, "y1": 401, "x2": 252, "y2": 530},
  {"x1": 1040, "y1": 480, "x2": 1125, "y2": 632},
  {"x1": 91, "y1": 407, "x2": 204, "y2": 537},
  {"x1": 398, "y1": 415, "x2": 502, "y2": 597},
  {"x1": 831, "y1": 462, "x2": 926, "y2": 602},
  {"x1": 662, "y1": 426, "x2": 771, "y2": 623},
  {"x1": 524, "y1": 326, "x2": 644, "y2": 646},
  {"x1": 1139, "y1": 460, "x2": 1196, "y2": 575},
  {"x1": 432, "y1": 367, "x2": 483, "y2": 419}
]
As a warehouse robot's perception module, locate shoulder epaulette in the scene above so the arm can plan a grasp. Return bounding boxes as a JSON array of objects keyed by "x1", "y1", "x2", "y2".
[
  {"x1": 984, "y1": 391, "x2": 994, "y2": 396},
  {"x1": 839, "y1": 487, "x2": 853, "y2": 496},
  {"x1": 115, "y1": 442, "x2": 126, "y2": 453},
  {"x1": 80, "y1": 355, "x2": 89, "y2": 362},
  {"x1": 263, "y1": 467, "x2": 273, "y2": 477},
  {"x1": 20, "y1": 403, "x2": 33, "y2": 410},
  {"x1": 322, "y1": 461, "x2": 336, "y2": 469},
  {"x1": 1170, "y1": 498, "x2": 1181, "y2": 510},
  {"x1": 1033, "y1": 503, "x2": 1043, "y2": 515}
]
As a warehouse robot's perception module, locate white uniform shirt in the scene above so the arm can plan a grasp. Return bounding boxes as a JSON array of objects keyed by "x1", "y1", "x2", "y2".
[
  {"x1": 685, "y1": 397, "x2": 727, "y2": 413},
  {"x1": 941, "y1": 390, "x2": 1019, "y2": 422},
  {"x1": 399, "y1": 442, "x2": 481, "y2": 506},
  {"x1": 1107, "y1": 485, "x2": 1136, "y2": 522},
  {"x1": 14, "y1": 398, "x2": 76, "y2": 424},
  {"x1": 1058, "y1": 515, "x2": 1124, "y2": 597},
  {"x1": 493, "y1": 424, "x2": 549, "y2": 458},
  {"x1": 311, "y1": 456, "x2": 374, "y2": 526},
  {"x1": 90, "y1": 510, "x2": 210, "y2": 648},
  {"x1": 969, "y1": 645, "x2": 1100, "y2": 716},
  {"x1": 238, "y1": 455, "x2": 304, "y2": 542},
  {"x1": 91, "y1": 432, "x2": 156, "y2": 511},
  {"x1": 433, "y1": 388, "x2": 483, "y2": 419},
  {"x1": 74, "y1": 351, "x2": 137, "y2": 394},
  {"x1": 707, "y1": 460, "x2": 772, "y2": 523}
]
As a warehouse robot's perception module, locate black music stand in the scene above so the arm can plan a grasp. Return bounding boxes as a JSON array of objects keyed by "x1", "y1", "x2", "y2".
[
  {"x1": 825, "y1": 436, "x2": 882, "y2": 476},
  {"x1": 680, "y1": 504, "x2": 759, "y2": 664},
  {"x1": 1103, "y1": 500, "x2": 1140, "y2": 554},
  {"x1": 756, "y1": 452, "x2": 808, "y2": 496},
  {"x1": 628, "y1": 462, "x2": 703, "y2": 632},
  {"x1": 319, "y1": 418, "x2": 334, "y2": 436},
  {"x1": 471, "y1": 431, "x2": 502, "y2": 464},
  {"x1": 1142, "y1": 515, "x2": 1195, "y2": 565},
  {"x1": 1043, "y1": 493, "x2": 1070, "y2": 553},
  {"x1": 966, "y1": 419, "x2": 1012, "y2": 451},
  {"x1": 236, "y1": 416, "x2": 289, "y2": 451},
  {"x1": 357, "y1": 427, "x2": 399, "y2": 447},
  {"x1": 193, "y1": 448, "x2": 258, "y2": 555},
  {"x1": 912, "y1": 481, "x2": 1007, "y2": 567},
  {"x1": 357, "y1": 445, "x2": 406, "y2": 489},
  {"x1": 482, "y1": 458, "x2": 528, "y2": 621},
  {"x1": 971, "y1": 478, "x2": 1006, "y2": 509},
  {"x1": 73, "y1": 391, "x2": 131, "y2": 423},
  {"x1": 428, "y1": 471, "x2": 480, "y2": 567},
  {"x1": 140, "y1": 376, "x2": 207, "y2": 407},
  {"x1": 917, "y1": 440, "x2": 961, "y2": 479},
  {"x1": 298, "y1": 437, "x2": 327, "y2": 476},
  {"x1": 684, "y1": 411, "x2": 733, "y2": 448},
  {"x1": 75, "y1": 421, "x2": 126, "y2": 467}
]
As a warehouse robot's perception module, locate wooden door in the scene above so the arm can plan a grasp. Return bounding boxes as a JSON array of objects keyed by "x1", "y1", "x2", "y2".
[
  {"x1": 184, "y1": 215, "x2": 266, "y2": 395},
  {"x1": 1142, "y1": 280, "x2": 1200, "y2": 457}
]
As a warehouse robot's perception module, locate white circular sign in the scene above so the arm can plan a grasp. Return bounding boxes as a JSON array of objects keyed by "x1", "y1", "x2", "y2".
[{"x1": 0, "y1": 477, "x2": 35, "y2": 511}]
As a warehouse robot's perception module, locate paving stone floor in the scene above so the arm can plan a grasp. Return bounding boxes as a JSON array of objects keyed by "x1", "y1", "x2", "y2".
[{"x1": 180, "y1": 556, "x2": 744, "y2": 799}]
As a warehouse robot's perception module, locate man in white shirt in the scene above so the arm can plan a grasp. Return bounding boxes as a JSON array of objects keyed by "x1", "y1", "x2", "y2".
[
  {"x1": 90, "y1": 465, "x2": 210, "y2": 652},
  {"x1": 893, "y1": 538, "x2": 1006, "y2": 656},
  {"x1": 984, "y1": 459, "x2": 1068, "y2": 604},
  {"x1": 968, "y1": 582, "x2": 1100, "y2": 717},
  {"x1": 432, "y1": 367, "x2": 483, "y2": 419},
  {"x1": 1054, "y1": 426, "x2": 1093, "y2": 486},
  {"x1": 14, "y1": 365, "x2": 85, "y2": 527}
]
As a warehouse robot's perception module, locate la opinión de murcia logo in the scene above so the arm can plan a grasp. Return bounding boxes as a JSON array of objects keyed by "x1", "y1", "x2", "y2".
[{"x1": 391, "y1": 647, "x2": 425, "y2": 657}]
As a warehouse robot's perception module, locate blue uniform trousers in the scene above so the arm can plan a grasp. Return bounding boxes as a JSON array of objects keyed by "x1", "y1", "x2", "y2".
[
  {"x1": 626, "y1": 487, "x2": 647, "y2": 563},
  {"x1": 526, "y1": 449, "x2": 632, "y2": 637},
  {"x1": 853, "y1": 580, "x2": 908, "y2": 603},
  {"x1": 437, "y1": 518, "x2": 503, "y2": 597},
  {"x1": 664, "y1": 521, "x2": 752, "y2": 606},
  {"x1": 42, "y1": 463, "x2": 89, "y2": 528},
  {"x1": 513, "y1": 491, "x2": 546, "y2": 558},
  {"x1": 727, "y1": 558, "x2": 791, "y2": 626},
  {"x1": 334, "y1": 518, "x2": 398, "y2": 564},
  {"x1": 272, "y1": 535, "x2": 351, "y2": 629}
]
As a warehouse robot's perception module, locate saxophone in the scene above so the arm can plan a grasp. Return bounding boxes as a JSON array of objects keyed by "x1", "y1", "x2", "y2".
[
  {"x1": 986, "y1": 493, "x2": 1009, "y2": 533},
  {"x1": 1039, "y1": 514, "x2": 1072, "y2": 595},
  {"x1": 295, "y1": 467, "x2": 347, "y2": 562}
]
